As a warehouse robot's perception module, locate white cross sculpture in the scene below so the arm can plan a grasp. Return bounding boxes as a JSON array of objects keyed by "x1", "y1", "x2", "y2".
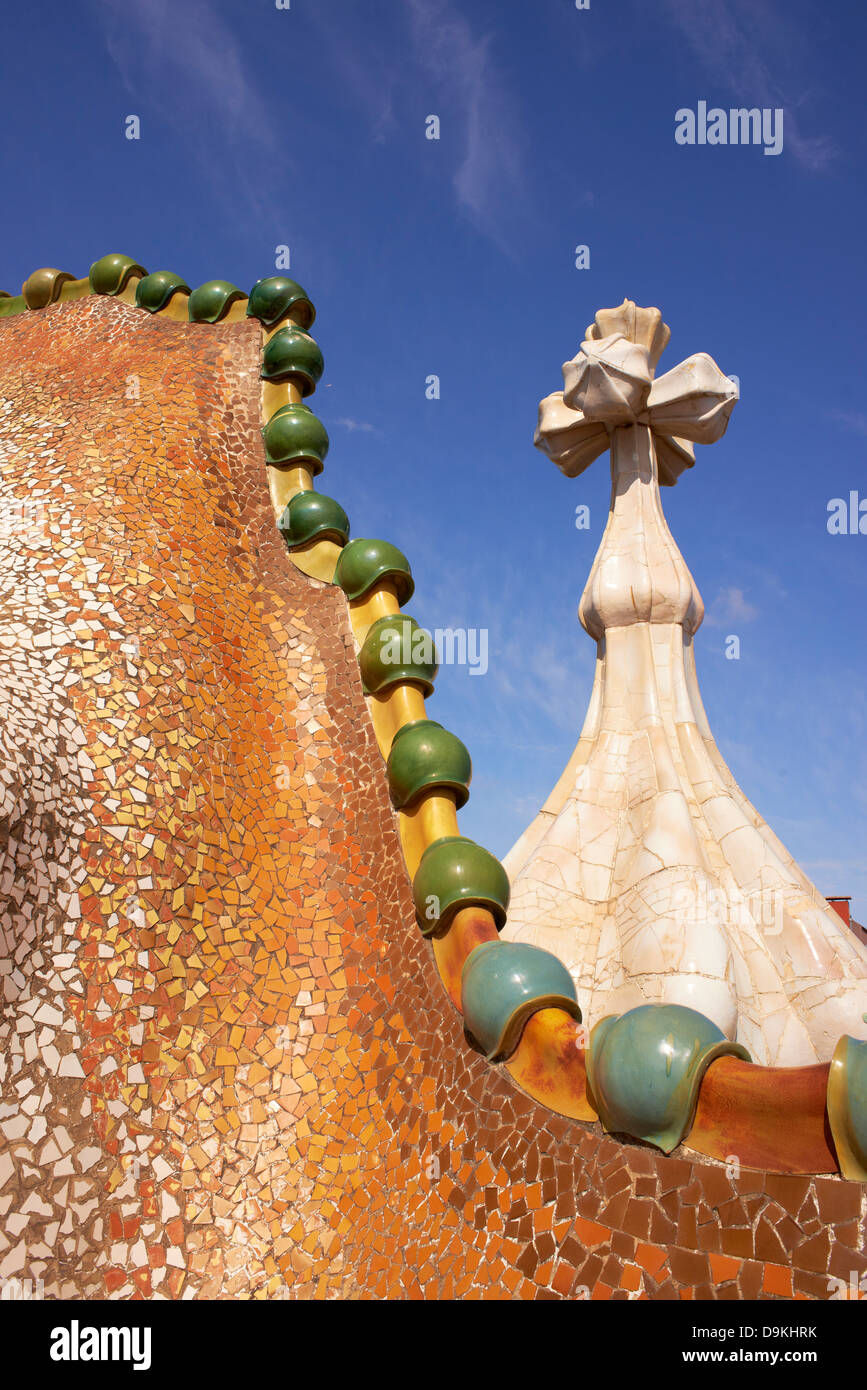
[{"x1": 503, "y1": 299, "x2": 867, "y2": 1067}]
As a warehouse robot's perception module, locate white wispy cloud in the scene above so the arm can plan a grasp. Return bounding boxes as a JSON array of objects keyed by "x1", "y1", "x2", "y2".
[
  {"x1": 90, "y1": 0, "x2": 282, "y2": 219},
  {"x1": 305, "y1": 0, "x2": 534, "y2": 253},
  {"x1": 403, "y1": 541, "x2": 589, "y2": 738},
  {"x1": 402, "y1": 0, "x2": 530, "y2": 250},
  {"x1": 302, "y1": 7, "x2": 397, "y2": 143},
  {"x1": 704, "y1": 585, "x2": 759, "y2": 627},
  {"x1": 334, "y1": 417, "x2": 382, "y2": 435},
  {"x1": 830, "y1": 410, "x2": 867, "y2": 438},
  {"x1": 663, "y1": 0, "x2": 837, "y2": 171}
]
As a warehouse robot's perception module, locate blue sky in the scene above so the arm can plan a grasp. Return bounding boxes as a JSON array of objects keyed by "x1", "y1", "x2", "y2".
[{"x1": 2, "y1": 0, "x2": 865, "y2": 918}]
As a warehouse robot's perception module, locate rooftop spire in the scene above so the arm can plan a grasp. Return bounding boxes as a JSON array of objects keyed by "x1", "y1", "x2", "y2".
[{"x1": 504, "y1": 303, "x2": 867, "y2": 1068}]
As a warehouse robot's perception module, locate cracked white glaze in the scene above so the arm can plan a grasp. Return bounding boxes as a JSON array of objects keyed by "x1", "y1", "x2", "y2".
[{"x1": 504, "y1": 302, "x2": 867, "y2": 1066}]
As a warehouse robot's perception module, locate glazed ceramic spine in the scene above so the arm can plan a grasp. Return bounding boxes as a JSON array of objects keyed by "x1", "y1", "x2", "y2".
[
  {"x1": 135, "y1": 272, "x2": 191, "y2": 315},
  {"x1": 358, "y1": 615, "x2": 438, "y2": 697},
  {"x1": 23, "y1": 267, "x2": 77, "y2": 309},
  {"x1": 827, "y1": 1036, "x2": 867, "y2": 1180},
  {"x1": 187, "y1": 280, "x2": 247, "y2": 324},
  {"x1": 412, "y1": 836, "x2": 510, "y2": 939},
  {"x1": 263, "y1": 404, "x2": 330, "y2": 475},
  {"x1": 89, "y1": 254, "x2": 147, "y2": 299},
  {"x1": 261, "y1": 326, "x2": 324, "y2": 397},
  {"x1": 278, "y1": 492, "x2": 350, "y2": 550},
  {"x1": 461, "y1": 940, "x2": 581, "y2": 1062},
  {"x1": 334, "y1": 539, "x2": 414, "y2": 606},
  {"x1": 330, "y1": 534, "x2": 525, "y2": 1036},
  {"x1": 386, "y1": 720, "x2": 472, "y2": 812},
  {"x1": 586, "y1": 1004, "x2": 750, "y2": 1153},
  {"x1": 251, "y1": 277, "x2": 328, "y2": 526}
]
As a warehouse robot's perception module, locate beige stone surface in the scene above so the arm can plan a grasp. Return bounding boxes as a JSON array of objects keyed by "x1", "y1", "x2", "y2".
[{"x1": 504, "y1": 301, "x2": 867, "y2": 1066}]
